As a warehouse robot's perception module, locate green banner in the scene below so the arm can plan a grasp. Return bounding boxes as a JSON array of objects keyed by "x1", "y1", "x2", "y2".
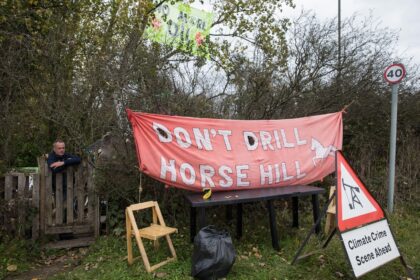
[{"x1": 145, "y1": 2, "x2": 214, "y2": 56}]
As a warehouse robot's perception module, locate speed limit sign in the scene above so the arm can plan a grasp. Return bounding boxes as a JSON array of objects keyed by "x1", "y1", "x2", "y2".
[{"x1": 384, "y1": 63, "x2": 406, "y2": 84}]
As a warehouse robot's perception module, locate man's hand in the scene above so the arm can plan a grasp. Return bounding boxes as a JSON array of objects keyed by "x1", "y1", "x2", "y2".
[{"x1": 50, "y1": 161, "x2": 65, "y2": 169}]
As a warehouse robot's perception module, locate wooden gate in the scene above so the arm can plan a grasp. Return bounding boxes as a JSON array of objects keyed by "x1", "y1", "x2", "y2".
[{"x1": 38, "y1": 157, "x2": 99, "y2": 244}]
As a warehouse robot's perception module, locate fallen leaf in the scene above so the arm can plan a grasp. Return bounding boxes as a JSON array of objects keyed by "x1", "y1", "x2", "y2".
[
  {"x1": 7, "y1": 264, "x2": 17, "y2": 272},
  {"x1": 79, "y1": 248, "x2": 88, "y2": 255},
  {"x1": 335, "y1": 271, "x2": 344, "y2": 278},
  {"x1": 155, "y1": 272, "x2": 167, "y2": 278},
  {"x1": 84, "y1": 263, "x2": 90, "y2": 271},
  {"x1": 318, "y1": 254, "x2": 325, "y2": 265}
]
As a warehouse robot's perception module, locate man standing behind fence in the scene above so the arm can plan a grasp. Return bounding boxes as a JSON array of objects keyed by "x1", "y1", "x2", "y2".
[{"x1": 47, "y1": 139, "x2": 81, "y2": 173}]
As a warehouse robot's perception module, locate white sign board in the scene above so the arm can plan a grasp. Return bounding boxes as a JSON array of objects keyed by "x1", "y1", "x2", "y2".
[{"x1": 341, "y1": 219, "x2": 400, "y2": 278}]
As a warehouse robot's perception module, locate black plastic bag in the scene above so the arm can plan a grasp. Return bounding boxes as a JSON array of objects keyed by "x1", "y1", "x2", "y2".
[{"x1": 191, "y1": 225, "x2": 236, "y2": 280}]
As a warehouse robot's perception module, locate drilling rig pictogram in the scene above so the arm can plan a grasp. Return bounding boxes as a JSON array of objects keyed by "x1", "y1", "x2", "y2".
[{"x1": 342, "y1": 178, "x2": 363, "y2": 210}]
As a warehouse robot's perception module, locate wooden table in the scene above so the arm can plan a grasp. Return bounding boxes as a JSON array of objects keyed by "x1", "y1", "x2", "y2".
[{"x1": 184, "y1": 185, "x2": 325, "y2": 251}]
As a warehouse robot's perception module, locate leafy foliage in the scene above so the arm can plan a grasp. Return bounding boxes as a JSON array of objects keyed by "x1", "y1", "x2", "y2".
[{"x1": 0, "y1": 2, "x2": 418, "y2": 230}]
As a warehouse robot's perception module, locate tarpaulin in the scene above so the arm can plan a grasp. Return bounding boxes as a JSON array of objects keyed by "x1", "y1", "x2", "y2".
[{"x1": 126, "y1": 110, "x2": 342, "y2": 192}]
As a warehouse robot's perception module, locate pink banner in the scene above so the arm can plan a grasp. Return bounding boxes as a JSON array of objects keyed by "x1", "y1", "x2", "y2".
[{"x1": 127, "y1": 110, "x2": 343, "y2": 192}]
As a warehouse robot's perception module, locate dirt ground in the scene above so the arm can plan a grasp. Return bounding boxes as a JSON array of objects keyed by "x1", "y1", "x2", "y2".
[{"x1": 5, "y1": 248, "x2": 88, "y2": 280}]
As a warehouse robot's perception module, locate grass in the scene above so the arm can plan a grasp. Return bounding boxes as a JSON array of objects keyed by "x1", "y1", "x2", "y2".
[
  {"x1": 0, "y1": 238, "x2": 41, "y2": 279},
  {"x1": 2, "y1": 203, "x2": 419, "y2": 280}
]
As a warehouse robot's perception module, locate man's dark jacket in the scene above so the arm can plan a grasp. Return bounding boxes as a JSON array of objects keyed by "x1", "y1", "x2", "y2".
[{"x1": 47, "y1": 152, "x2": 81, "y2": 173}]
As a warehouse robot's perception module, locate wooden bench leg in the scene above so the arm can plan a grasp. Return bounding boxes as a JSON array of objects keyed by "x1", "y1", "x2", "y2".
[
  {"x1": 311, "y1": 194, "x2": 320, "y2": 234},
  {"x1": 292, "y1": 197, "x2": 299, "y2": 228},
  {"x1": 236, "y1": 203, "x2": 243, "y2": 239},
  {"x1": 267, "y1": 200, "x2": 280, "y2": 251}
]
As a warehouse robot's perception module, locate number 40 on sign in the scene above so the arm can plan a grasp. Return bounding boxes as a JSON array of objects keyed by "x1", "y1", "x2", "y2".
[{"x1": 383, "y1": 63, "x2": 406, "y2": 84}]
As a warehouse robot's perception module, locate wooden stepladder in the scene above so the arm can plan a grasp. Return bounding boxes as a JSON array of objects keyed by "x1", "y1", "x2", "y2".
[
  {"x1": 324, "y1": 186, "x2": 336, "y2": 235},
  {"x1": 126, "y1": 201, "x2": 177, "y2": 273}
]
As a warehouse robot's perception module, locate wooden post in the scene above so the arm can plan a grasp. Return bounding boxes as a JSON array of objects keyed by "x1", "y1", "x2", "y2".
[
  {"x1": 94, "y1": 194, "x2": 100, "y2": 237},
  {"x1": 45, "y1": 165, "x2": 53, "y2": 227},
  {"x1": 32, "y1": 174, "x2": 40, "y2": 240},
  {"x1": 37, "y1": 156, "x2": 46, "y2": 236},
  {"x1": 4, "y1": 174, "x2": 13, "y2": 201},
  {"x1": 67, "y1": 168, "x2": 74, "y2": 224},
  {"x1": 55, "y1": 173, "x2": 63, "y2": 225},
  {"x1": 17, "y1": 174, "x2": 26, "y2": 237},
  {"x1": 87, "y1": 164, "x2": 94, "y2": 222},
  {"x1": 4, "y1": 174, "x2": 13, "y2": 233},
  {"x1": 76, "y1": 166, "x2": 85, "y2": 222}
]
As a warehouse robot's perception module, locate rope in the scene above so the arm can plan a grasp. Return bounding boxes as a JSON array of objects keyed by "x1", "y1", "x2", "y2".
[{"x1": 138, "y1": 172, "x2": 143, "y2": 202}]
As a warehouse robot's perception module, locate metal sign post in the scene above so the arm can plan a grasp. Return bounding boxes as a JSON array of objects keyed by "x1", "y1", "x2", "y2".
[{"x1": 383, "y1": 63, "x2": 406, "y2": 213}]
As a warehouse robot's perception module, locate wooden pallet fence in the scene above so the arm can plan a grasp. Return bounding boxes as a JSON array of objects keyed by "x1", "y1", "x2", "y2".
[
  {"x1": 1, "y1": 172, "x2": 40, "y2": 239},
  {"x1": 2, "y1": 158, "x2": 101, "y2": 246},
  {"x1": 37, "y1": 157, "x2": 100, "y2": 239}
]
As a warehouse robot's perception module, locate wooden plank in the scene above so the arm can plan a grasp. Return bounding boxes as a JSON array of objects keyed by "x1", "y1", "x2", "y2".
[
  {"x1": 55, "y1": 173, "x2": 63, "y2": 225},
  {"x1": 153, "y1": 202, "x2": 167, "y2": 227},
  {"x1": 128, "y1": 201, "x2": 155, "y2": 212},
  {"x1": 149, "y1": 257, "x2": 176, "y2": 272},
  {"x1": 87, "y1": 164, "x2": 94, "y2": 222},
  {"x1": 327, "y1": 186, "x2": 336, "y2": 214},
  {"x1": 45, "y1": 224, "x2": 93, "y2": 235},
  {"x1": 32, "y1": 174, "x2": 40, "y2": 240},
  {"x1": 5, "y1": 174, "x2": 13, "y2": 201},
  {"x1": 94, "y1": 193, "x2": 100, "y2": 238},
  {"x1": 4, "y1": 174, "x2": 14, "y2": 234},
  {"x1": 76, "y1": 167, "x2": 85, "y2": 222},
  {"x1": 185, "y1": 185, "x2": 325, "y2": 207},
  {"x1": 42, "y1": 155, "x2": 49, "y2": 177},
  {"x1": 126, "y1": 210, "x2": 133, "y2": 264},
  {"x1": 152, "y1": 206, "x2": 160, "y2": 248},
  {"x1": 37, "y1": 156, "x2": 46, "y2": 236},
  {"x1": 325, "y1": 186, "x2": 336, "y2": 235},
  {"x1": 17, "y1": 174, "x2": 26, "y2": 237},
  {"x1": 43, "y1": 236, "x2": 95, "y2": 250},
  {"x1": 66, "y1": 167, "x2": 74, "y2": 224},
  {"x1": 45, "y1": 168, "x2": 53, "y2": 226}
]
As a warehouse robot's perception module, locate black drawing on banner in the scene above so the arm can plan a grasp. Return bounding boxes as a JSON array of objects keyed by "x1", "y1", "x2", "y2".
[{"x1": 342, "y1": 178, "x2": 363, "y2": 210}]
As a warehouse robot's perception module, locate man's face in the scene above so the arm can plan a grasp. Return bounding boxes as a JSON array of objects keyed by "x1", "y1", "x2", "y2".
[{"x1": 54, "y1": 142, "x2": 65, "y2": 156}]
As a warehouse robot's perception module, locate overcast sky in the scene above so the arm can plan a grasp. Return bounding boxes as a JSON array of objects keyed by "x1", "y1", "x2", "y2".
[{"x1": 283, "y1": 0, "x2": 420, "y2": 66}]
